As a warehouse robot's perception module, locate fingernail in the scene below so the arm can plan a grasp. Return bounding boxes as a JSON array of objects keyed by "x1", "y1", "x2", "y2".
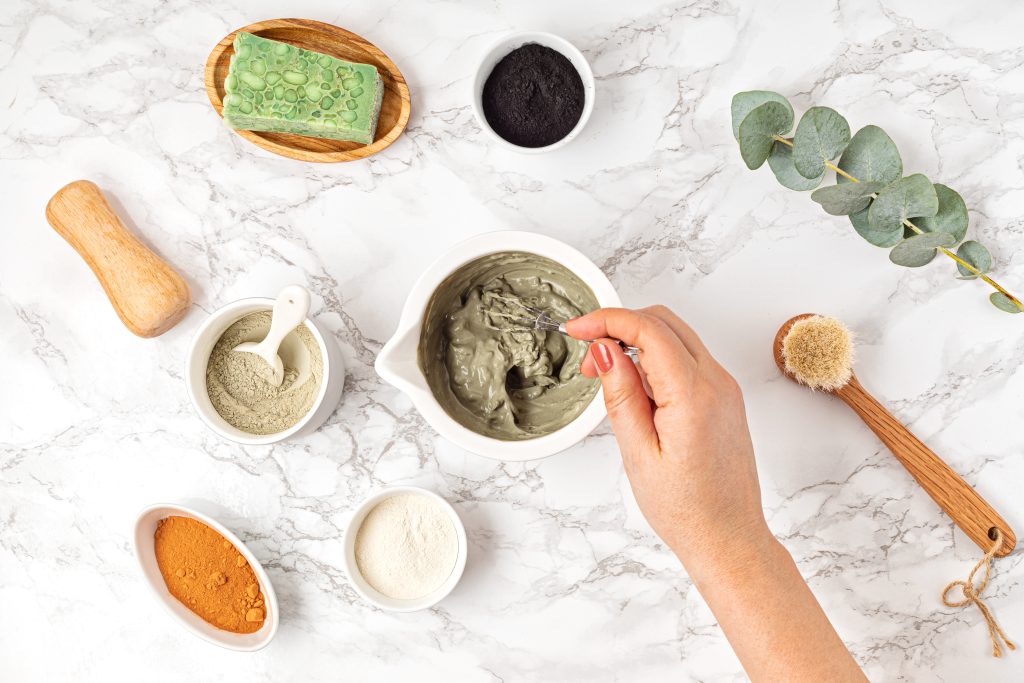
[{"x1": 593, "y1": 343, "x2": 613, "y2": 374}]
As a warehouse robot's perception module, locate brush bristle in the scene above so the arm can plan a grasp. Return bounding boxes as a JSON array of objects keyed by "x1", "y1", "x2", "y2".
[{"x1": 782, "y1": 315, "x2": 853, "y2": 391}]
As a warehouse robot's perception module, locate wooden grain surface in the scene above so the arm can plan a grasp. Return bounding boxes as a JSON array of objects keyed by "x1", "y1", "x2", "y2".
[
  {"x1": 204, "y1": 18, "x2": 411, "y2": 163},
  {"x1": 773, "y1": 314, "x2": 1015, "y2": 557},
  {"x1": 45, "y1": 180, "x2": 192, "y2": 338}
]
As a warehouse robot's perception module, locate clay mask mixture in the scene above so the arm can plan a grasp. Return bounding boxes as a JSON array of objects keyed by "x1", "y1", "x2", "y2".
[
  {"x1": 206, "y1": 311, "x2": 323, "y2": 435},
  {"x1": 354, "y1": 493, "x2": 459, "y2": 600},
  {"x1": 417, "y1": 251, "x2": 599, "y2": 440}
]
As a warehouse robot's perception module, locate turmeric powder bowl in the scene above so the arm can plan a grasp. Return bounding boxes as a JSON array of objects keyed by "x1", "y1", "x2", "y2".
[{"x1": 133, "y1": 503, "x2": 280, "y2": 651}]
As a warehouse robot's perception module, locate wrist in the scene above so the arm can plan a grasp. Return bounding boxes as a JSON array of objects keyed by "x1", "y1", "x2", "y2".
[{"x1": 669, "y1": 520, "x2": 780, "y2": 588}]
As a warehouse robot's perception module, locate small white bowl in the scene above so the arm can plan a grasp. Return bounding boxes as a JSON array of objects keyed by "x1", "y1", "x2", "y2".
[
  {"x1": 343, "y1": 486, "x2": 468, "y2": 612},
  {"x1": 375, "y1": 231, "x2": 621, "y2": 461},
  {"x1": 472, "y1": 31, "x2": 595, "y2": 153},
  {"x1": 133, "y1": 503, "x2": 280, "y2": 651},
  {"x1": 184, "y1": 297, "x2": 345, "y2": 445}
]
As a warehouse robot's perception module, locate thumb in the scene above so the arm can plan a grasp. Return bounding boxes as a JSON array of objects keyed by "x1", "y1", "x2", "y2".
[{"x1": 589, "y1": 341, "x2": 659, "y2": 455}]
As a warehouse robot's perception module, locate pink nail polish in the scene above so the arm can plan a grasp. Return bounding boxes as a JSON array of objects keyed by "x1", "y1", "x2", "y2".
[{"x1": 593, "y1": 343, "x2": 613, "y2": 374}]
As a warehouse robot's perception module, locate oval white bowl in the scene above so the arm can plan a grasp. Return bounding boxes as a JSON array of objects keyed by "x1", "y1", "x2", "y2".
[
  {"x1": 343, "y1": 486, "x2": 468, "y2": 612},
  {"x1": 375, "y1": 230, "x2": 621, "y2": 461},
  {"x1": 184, "y1": 297, "x2": 345, "y2": 445},
  {"x1": 133, "y1": 503, "x2": 280, "y2": 651},
  {"x1": 472, "y1": 31, "x2": 596, "y2": 153}
]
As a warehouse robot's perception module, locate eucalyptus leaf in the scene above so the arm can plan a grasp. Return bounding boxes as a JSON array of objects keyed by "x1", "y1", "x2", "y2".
[
  {"x1": 810, "y1": 181, "x2": 887, "y2": 216},
  {"x1": 955, "y1": 240, "x2": 992, "y2": 279},
  {"x1": 793, "y1": 107, "x2": 852, "y2": 179},
  {"x1": 731, "y1": 90, "x2": 792, "y2": 140},
  {"x1": 867, "y1": 174, "x2": 938, "y2": 235},
  {"x1": 990, "y1": 292, "x2": 1022, "y2": 314},
  {"x1": 850, "y1": 204, "x2": 903, "y2": 247},
  {"x1": 889, "y1": 232, "x2": 956, "y2": 268},
  {"x1": 767, "y1": 142, "x2": 824, "y2": 190},
  {"x1": 837, "y1": 125, "x2": 902, "y2": 185},
  {"x1": 915, "y1": 184, "x2": 968, "y2": 243},
  {"x1": 738, "y1": 101, "x2": 795, "y2": 170},
  {"x1": 849, "y1": 206, "x2": 869, "y2": 233}
]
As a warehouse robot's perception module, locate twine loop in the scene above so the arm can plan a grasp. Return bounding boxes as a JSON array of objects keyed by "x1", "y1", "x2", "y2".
[{"x1": 942, "y1": 528, "x2": 1017, "y2": 658}]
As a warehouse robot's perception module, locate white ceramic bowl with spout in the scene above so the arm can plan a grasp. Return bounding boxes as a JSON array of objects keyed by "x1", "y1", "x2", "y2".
[{"x1": 375, "y1": 231, "x2": 621, "y2": 461}]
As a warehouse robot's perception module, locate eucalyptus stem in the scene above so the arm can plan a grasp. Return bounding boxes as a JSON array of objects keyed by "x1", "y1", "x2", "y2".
[
  {"x1": 772, "y1": 136, "x2": 856, "y2": 181},
  {"x1": 772, "y1": 135, "x2": 1023, "y2": 311}
]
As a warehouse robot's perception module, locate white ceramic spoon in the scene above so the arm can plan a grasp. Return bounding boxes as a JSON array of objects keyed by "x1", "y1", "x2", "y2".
[{"x1": 233, "y1": 285, "x2": 311, "y2": 387}]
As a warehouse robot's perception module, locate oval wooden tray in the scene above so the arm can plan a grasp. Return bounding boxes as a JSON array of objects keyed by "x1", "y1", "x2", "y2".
[{"x1": 205, "y1": 18, "x2": 411, "y2": 163}]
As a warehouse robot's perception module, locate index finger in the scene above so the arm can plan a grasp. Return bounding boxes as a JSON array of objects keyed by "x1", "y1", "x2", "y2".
[
  {"x1": 566, "y1": 308, "x2": 696, "y2": 380},
  {"x1": 638, "y1": 305, "x2": 712, "y2": 362}
]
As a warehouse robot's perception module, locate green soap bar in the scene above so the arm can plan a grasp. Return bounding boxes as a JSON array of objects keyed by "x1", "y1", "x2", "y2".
[{"x1": 223, "y1": 32, "x2": 384, "y2": 145}]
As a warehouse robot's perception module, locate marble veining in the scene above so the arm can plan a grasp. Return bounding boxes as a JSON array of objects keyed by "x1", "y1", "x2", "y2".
[{"x1": 2, "y1": 0, "x2": 1023, "y2": 680}]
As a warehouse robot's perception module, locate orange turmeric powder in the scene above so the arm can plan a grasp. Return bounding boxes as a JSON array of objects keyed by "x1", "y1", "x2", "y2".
[{"x1": 154, "y1": 516, "x2": 266, "y2": 633}]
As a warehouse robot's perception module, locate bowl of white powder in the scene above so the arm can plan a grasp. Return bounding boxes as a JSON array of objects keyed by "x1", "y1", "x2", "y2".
[{"x1": 343, "y1": 486, "x2": 468, "y2": 612}]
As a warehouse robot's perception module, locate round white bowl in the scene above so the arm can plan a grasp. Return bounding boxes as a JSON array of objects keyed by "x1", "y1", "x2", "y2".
[
  {"x1": 133, "y1": 503, "x2": 279, "y2": 651},
  {"x1": 184, "y1": 296, "x2": 345, "y2": 445},
  {"x1": 375, "y1": 230, "x2": 621, "y2": 461},
  {"x1": 343, "y1": 486, "x2": 468, "y2": 612},
  {"x1": 472, "y1": 31, "x2": 595, "y2": 153}
]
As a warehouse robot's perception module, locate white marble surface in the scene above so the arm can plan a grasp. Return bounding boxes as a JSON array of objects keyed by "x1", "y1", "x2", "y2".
[{"x1": 3, "y1": 0, "x2": 1024, "y2": 680}]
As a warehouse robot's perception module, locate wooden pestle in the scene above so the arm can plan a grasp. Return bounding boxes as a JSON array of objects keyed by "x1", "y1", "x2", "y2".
[
  {"x1": 45, "y1": 180, "x2": 191, "y2": 338},
  {"x1": 774, "y1": 314, "x2": 1016, "y2": 557}
]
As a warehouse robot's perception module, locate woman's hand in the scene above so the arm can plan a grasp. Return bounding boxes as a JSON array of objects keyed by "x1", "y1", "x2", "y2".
[
  {"x1": 567, "y1": 307, "x2": 866, "y2": 682},
  {"x1": 567, "y1": 306, "x2": 769, "y2": 562}
]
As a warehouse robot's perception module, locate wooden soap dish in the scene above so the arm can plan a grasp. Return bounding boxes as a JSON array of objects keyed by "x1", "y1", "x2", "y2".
[{"x1": 205, "y1": 18, "x2": 411, "y2": 163}]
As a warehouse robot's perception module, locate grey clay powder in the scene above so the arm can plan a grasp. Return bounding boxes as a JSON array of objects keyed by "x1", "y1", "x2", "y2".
[{"x1": 206, "y1": 311, "x2": 324, "y2": 435}]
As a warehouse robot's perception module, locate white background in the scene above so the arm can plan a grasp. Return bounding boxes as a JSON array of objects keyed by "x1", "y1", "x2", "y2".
[{"x1": 2, "y1": 0, "x2": 1023, "y2": 680}]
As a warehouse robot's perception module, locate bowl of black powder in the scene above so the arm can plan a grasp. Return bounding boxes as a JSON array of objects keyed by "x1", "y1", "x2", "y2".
[{"x1": 473, "y1": 32, "x2": 594, "y2": 152}]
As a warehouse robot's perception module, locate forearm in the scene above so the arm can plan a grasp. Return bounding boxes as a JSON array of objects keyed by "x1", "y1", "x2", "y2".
[
  {"x1": 678, "y1": 529, "x2": 866, "y2": 682},
  {"x1": 571, "y1": 307, "x2": 864, "y2": 680}
]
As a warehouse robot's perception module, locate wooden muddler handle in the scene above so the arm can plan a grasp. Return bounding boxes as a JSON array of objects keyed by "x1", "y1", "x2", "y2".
[
  {"x1": 45, "y1": 180, "x2": 191, "y2": 338},
  {"x1": 837, "y1": 376, "x2": 1015, "y2": 557}
]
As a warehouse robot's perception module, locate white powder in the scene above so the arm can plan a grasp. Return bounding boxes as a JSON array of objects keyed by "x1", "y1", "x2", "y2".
[{"x1": 354, "y1": 493, "x2": 459, "y2": 600}]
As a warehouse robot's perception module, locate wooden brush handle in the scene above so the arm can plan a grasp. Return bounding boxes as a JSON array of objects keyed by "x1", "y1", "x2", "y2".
[
  {"x1": 45, "y1": 180, "x2": 191, "y2": 338},
  {"x1": 837, "y1": 376, "x2": 1015, "y2": 557}
]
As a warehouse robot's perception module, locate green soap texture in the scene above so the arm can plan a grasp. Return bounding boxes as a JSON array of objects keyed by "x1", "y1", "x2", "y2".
[{"x1": 223, "y1": 32, "x2": 384, "y2": 145}]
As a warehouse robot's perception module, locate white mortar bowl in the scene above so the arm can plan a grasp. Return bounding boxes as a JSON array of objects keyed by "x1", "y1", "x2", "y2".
[
  {"x1": 185, "y1": 297, "x2": 345, "y2": 445},
  {"x1": 472, "y1": 31, "x2": 595, "y2": 153},
  {"x1": 343, "y1": 486, "x2": 468, "y2": 612},
  {"x1": 133, "y1": 503, "x2": 279, "y2": 651},
  {"x1": 375, "y1": 231, "x2": 620, "y2": 461}
]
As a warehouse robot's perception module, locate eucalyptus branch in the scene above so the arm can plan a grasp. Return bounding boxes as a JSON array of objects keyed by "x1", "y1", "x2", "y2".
[
  {"x1": 772, "y1": 134, "x2": 1023, "y2": 310},
  {"x1": 731, "y1": 91, "x2": 1022, "y2": 314}
]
